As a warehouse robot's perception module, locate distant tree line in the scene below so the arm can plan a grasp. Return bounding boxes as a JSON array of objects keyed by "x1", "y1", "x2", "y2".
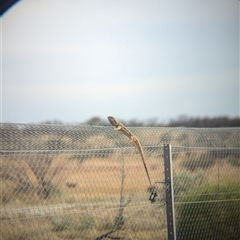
[
  {"x1": 83, "y1": 115, "x2": 240, "y2": 127},
  {"x1": 167, "y1": 115, "x2": 240, "y2": 128},
  {"x1": 40, "y1": 115, "x2": 239, "y2": 128}
]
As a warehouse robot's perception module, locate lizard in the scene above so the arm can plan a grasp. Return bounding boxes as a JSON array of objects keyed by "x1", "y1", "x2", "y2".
[{"x1": 107, "y1": 116, "x2": 152, "y2": 186}]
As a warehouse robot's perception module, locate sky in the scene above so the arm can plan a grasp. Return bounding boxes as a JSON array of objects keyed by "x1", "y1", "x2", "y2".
[{"x1": 1, "y1": 0, "x2": 239, "y2": 124}]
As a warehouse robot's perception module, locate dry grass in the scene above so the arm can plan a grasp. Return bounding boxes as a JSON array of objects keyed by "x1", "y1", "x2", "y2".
[
  {"x1": 1, "y1": 153, "x2": 167, "y2": 239},
  {"x1": 1, "y1": 151, "x2": 239, "y2": 239}
]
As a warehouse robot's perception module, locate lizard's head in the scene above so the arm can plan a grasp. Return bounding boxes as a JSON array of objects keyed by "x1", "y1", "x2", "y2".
[{"x1": 107, "y1": 116, "x2": 119, "y2": 127}]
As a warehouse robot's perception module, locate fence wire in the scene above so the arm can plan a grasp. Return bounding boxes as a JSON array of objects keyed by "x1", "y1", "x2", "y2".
[
  {"x1": 1, "y1": 123, "x2": 166, "y2": 240},
  {"x1": 0, "y1": 123, "x2": 239, "y2": 240},
  {"x1": 172, "y1": 146, "x2": 240, "y2": 240}
]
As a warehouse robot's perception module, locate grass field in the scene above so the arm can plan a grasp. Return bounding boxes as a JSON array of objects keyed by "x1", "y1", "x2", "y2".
[
  {"x1": 1, "y1": 151, "x2": 167, "y2": 240},
  {"x1": 1, "y1": 148, "x2": 239, "y2": 240}
]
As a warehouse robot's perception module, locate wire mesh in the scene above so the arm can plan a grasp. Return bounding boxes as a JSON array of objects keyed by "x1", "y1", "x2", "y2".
[
  {"x1": 172, "y1": 145, "x2": 240, "y2": 240},
  {"x1": 0, "y1": 123, "x2": 166, "y2": 240},
  {"x1": 1, "y1": 123, "x2": 239, "y2": 239}
]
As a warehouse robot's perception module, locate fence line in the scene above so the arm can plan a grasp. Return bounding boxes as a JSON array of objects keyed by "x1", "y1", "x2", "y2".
[
  {"x1": 171, "y1": 144, "x2": 240, "y2": 240},
  {"x1": 1, "y1": 123, "x2": 239, "y2": 239}
]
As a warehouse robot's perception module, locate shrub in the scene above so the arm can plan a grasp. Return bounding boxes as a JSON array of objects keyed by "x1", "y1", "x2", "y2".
[
  {"x1": 173, "y1": 170, "x2": 206, "y2": 195},
  {"x1": 78, "y1": 213, "x2": 95, "y2": 230},
  {"x1": 176, "y1": 181, "x2": 240, "y2": 240},
  {"x1": 181, "y1": 152, "x2": 216, "y2": 171},
  {"x1": 52, "y1": 216, "x2": 76, "y2": 231}
]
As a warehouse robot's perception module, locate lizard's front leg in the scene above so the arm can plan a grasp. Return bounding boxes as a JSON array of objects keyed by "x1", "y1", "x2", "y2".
[{"x1": 114, "y1": 125, "x2": 122, "y2": 131}]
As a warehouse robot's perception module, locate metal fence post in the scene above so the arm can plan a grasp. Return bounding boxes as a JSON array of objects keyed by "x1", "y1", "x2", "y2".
[{"x1": 164, "y1": 144, "x2": 176, "y2": 240}]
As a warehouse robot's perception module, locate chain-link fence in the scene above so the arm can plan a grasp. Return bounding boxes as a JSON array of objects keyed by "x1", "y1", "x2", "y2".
[
  {"x1": 1, "y1": 123, "x2": 166, "y2": 240},
  {"x1": 1, "y1": 123, "x2": 239, "y2": 240},
  {"x1": 172, "y1": 145, "x2": 240, "y2": 240}
]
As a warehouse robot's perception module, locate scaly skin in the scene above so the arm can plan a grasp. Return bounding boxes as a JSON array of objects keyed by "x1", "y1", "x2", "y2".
[{"x1": 107, "y1": 116, "x2": 152, "y2": 186}]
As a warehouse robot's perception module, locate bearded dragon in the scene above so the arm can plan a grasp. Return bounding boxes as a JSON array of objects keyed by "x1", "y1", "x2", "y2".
[{"x1": 107, "y1": 116, "x2": 152, "y2": 186}]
